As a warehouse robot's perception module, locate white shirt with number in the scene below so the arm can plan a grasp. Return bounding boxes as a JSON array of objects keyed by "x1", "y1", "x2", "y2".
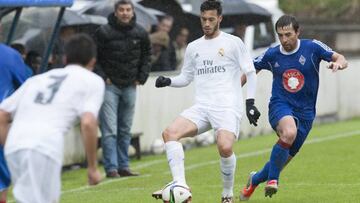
[
  {"x1": 170, "y1": 31, "x2": 255, "y2": 117},
  {"x1": 0, "y1": 65, "x2": 105, "y2": 165}
]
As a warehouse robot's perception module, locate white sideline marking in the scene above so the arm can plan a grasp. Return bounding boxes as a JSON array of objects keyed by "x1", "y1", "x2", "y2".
[
  {"x1": 62, "y1": 174, "x2": 151, "y2": 194},
  {"x1": 8, "y1": 129, "x2": 358, "y2": 202},
  {"x1": 133, "y1": 159, "x2": 165, "y2": 170}
]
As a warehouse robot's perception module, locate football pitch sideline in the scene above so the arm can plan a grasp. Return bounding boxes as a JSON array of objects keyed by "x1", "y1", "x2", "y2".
[{"x1": 10, "y1": 118, "x2": 360, "y2": 202}]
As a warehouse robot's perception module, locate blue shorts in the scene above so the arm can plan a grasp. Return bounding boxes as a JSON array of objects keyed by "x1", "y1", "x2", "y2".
[
  {"x1": 269, "y1": 102, "x2": 314, "y2": 157},
  {"x1": 0, "y1": 146, "x2": 11, "y2": 191}
]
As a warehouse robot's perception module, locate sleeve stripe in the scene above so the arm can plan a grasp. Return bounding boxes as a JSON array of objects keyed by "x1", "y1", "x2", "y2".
[{"x1": 313, "y1": 39, "x2": 333, "y2": 51}]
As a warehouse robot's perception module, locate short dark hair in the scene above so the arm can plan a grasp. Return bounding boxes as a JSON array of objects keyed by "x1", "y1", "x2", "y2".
[
  {"x1": 200, "y1": 0, "x2": 222, "y2": 15},
  {"x1": 275, "y1": 14, "x2": 300, "y2": 33},
  {"x1": 64, "y1": 34, "x2": 96, "y2": 66},
  {"x1": 10, "y1": 43, "x2": 26, "y2": 55},
  {"x1": 114, "y1": 0, "x2": 134, "y2": 11},
  {"x1": 25, "y1": 50, "x2": 41, "y2": 74}
]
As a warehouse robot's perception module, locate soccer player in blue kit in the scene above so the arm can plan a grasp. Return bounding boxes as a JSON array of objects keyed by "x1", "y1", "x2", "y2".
[
  {"x1": 0, "y1": 43, "x2": 31, "y2": 203},
  {"x1": 240, "y1": 15, "x2": 348, "y2": 201}
]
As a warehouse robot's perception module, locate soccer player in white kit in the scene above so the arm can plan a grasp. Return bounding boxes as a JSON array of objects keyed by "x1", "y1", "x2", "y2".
[
  {"x1": 152, "y1": 1, "x2": 260, "y2": 202},
  {"x1": 0, "y1": 34, "x2": 104, "y2": 203}
]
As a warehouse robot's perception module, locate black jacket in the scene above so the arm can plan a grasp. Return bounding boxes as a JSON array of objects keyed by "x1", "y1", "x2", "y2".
[{"x1": 94, "y1": 13, "x2": 151, "y2": 88}]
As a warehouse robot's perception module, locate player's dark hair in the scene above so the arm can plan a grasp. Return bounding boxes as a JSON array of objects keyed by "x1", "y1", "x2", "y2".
[
  {"x1": 114, "y1": 0, "x2": 134, "y2": 11},
  {"x1": 200, "y1": 0, "x2": 222, "y2": 16},
  {"x1": 10, "y1": 43, "x2": 26, "y2": 56},
  {"x1": 65, "y1": 33, "x2": 96, "y2": 66},
  {"x1": 275, "y1": 14, "x2": 299, "y2": 33}
]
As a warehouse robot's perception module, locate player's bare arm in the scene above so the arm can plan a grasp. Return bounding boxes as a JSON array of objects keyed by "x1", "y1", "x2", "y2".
[
  {"x1": 328, "y1": 52, "x2": 348, "y2": 72},
  {"x1": 80, "y1": 112, "x2": 103, "y2": 186},
  {"x1": 0, "y1": 110, "x2": 10, "y2": 146}
]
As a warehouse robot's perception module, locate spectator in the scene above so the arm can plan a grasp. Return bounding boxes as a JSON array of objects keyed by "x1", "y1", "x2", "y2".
[
  {"x1": 52, "y1": 26, "x2": 77, "y2": 68},
  {"x1": 149, "y1": 31, "x2": 172, "y2": 72},
  {"x1": 156, "y1": 15, "x2": 174, "y2": 34},
  {"x1": 151, "y1": 15, "x2": 176, "y2": 71},
  {"x1": 26, "y1": 26, "x2": 76, "y2": 70},
  {"x1": 94, "y1": 0, "x2": 151, "y2": 178},
  {"x1": 232, "y1": 23, "x2": 247, "y2": 41},
  {"x1": 172, "y1": 27, "x2": 189, "y2": 70},
  {"x1": 25, "y1": 50, "x2": 42, "y2": 75},
  {"x1": 10, "y1": 43, "x2": 27, "y2": 60}
]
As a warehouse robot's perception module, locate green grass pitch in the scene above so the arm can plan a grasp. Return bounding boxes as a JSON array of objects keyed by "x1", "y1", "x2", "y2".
[{"x1": 10, "y1": 118, "x2": 360, "y2": 202}]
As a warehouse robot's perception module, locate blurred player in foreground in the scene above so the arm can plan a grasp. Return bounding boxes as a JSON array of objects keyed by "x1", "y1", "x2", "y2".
[
  {"x1": 152, "y1": 0, "x2": 260, "y2": 202},
  {"x1": 240, "y1": 15, "x2": 348, "y2": 201},
  {"x1": 0, "y1": 34, "x2": 105, "y2": 203},
  {"x1": 0, "y1": 42, "x2": 31, "y2": 203}
]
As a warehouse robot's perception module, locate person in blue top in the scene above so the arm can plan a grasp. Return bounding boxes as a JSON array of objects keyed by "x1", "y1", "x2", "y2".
[
  {"x1": 0, "y1": 43, "x2": 31, "y2": 203},
  {"x1": 240, "y1": 15, "x2": 348, "y2": 201}
]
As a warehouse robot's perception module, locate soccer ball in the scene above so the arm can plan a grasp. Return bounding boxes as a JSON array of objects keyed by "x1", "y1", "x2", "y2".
[{"x1": 162, "y1": 181, "x2": 192, "y2": 203}]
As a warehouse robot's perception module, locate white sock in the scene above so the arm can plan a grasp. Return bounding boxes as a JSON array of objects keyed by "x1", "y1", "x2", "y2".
[
  {"x1": 220, "y1": 153, "x2": 236, "y2": 197},
  {"x1": 165, "y1": 141, "x2": 186, "y2": 185}
]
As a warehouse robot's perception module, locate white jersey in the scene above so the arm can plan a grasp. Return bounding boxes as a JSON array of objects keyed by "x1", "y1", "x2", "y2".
[
  {"x1": 0, "y1": 65, "x2": 105, "y2": 165},
  {"x1": 171, "y1": 31, "x2": 255, "y2": 116}
]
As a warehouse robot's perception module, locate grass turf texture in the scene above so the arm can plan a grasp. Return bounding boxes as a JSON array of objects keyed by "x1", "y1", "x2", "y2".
[{"x1": 8, "y1": 118, "x2": 360, "y2": 202}]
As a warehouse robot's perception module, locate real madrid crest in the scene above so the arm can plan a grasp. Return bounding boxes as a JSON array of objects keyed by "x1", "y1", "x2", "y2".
[{"x1": 218, "y1": 48, "x2": 224, "y2": 56}]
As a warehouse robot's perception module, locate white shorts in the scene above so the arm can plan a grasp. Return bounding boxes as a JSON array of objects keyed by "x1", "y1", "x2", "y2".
[
  {"x1": 180, "y1": 105, "x2": 242, "y2": 138},
  {"x1": 6, "y1": 150, "x2": 61, "y2": 203}
]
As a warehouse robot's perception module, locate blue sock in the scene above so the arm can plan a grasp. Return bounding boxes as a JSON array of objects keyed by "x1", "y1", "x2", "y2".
[
  {"x1": 268, "y1": 140, "x2": 290, "y2": 181},
  {"x1": 251, "y1": 161, "x2": 270, "y2": 186}
]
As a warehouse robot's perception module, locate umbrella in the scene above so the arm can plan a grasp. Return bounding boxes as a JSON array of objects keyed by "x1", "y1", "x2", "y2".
[
  {"x1": 20, "y1": 7, "x2": 107, "y2": 28},
  {"x1": 78, "y1": 0, "x2": 159, "y2": 31},
  {"x1": 187, "y1": 0, "x2": 272, "y2": 26}
]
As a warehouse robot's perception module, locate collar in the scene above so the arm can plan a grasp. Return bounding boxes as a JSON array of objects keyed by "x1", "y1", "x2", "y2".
[{"x1": 280, "y1": 39, "x2": 300, "y2": 55}]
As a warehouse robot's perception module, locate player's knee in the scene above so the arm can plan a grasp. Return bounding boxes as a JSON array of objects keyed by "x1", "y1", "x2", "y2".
[
  {"x1": 278, "y1": 127, "x2": 297, "y2": 144},
  {"x1": 217, "y1": 143, "x2": 233, "y2": 157},
  {"x1": 162, "y1": 127, "x2": 178, "y2": 142},
  {"x1": 219, "y1": 147, "x2": 232, "y2": 157}
]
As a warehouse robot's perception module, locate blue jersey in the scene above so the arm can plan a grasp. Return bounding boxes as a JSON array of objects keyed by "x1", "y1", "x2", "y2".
[
  {"x1": 0, "y1": 43, "x2": 31, "y2": 190},
  {"x1": 0, "y1": 44, "x2": 32, "y2": 102},
  {"x1": 254, "y1": 39, "x2": 334, "y2": 120}
]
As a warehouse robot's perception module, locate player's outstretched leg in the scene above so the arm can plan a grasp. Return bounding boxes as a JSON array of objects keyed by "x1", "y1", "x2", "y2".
[
  {"x1": 265, "y1": 140, "x2": 291, "y2": 198},
  {"x1": 152, "y1": 140, "x2": 188, "y2": 201},
  {"x1": 220, "y1": 153, "x2": 236, "y2": 203}
]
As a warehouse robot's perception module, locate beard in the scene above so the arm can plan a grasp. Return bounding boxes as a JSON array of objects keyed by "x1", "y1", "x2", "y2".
[{"x1": 203, "y1": 22, "x2": 220, "y2": 38}]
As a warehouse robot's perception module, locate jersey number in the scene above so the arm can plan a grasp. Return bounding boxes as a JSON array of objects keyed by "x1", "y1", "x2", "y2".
[{"x1": 34, "y1": 74, "x2": 68, "y2": 105}]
